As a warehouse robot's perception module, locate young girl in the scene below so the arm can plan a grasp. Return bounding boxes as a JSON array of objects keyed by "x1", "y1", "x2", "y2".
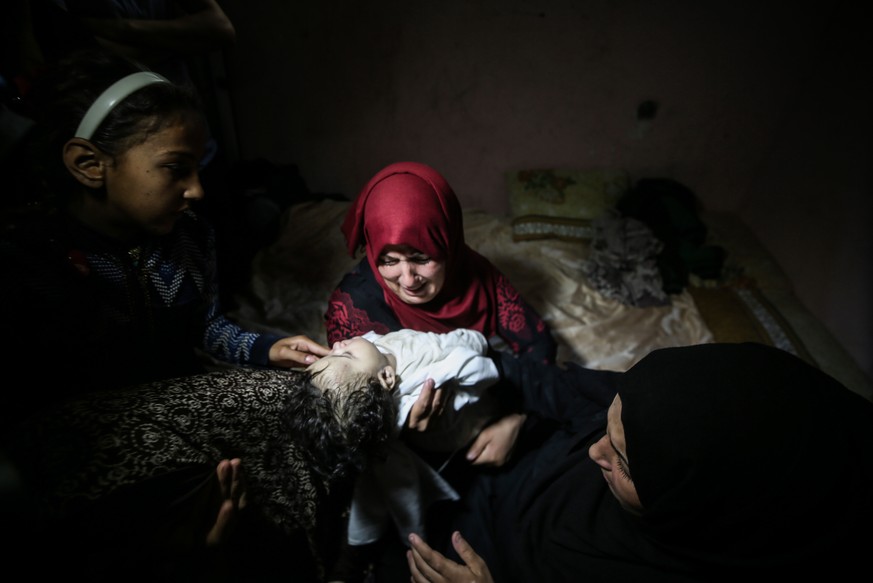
[{"x1": 0, "y1": 48, "x2": 327, "y2": 422}]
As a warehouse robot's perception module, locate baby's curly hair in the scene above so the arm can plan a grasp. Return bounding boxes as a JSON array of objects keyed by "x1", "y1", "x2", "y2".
[
  {"x1": 308, "y1": 366, "x2": 374, "y2": 399},
  {"x1": 280, "y1": 370, "x2": 397, "y2": 483}
]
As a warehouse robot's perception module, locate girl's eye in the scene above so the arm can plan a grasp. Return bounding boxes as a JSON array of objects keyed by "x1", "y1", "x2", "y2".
[
  {"x1": 410, "y1": 255, "x2": 431, "y2": 265},
  {"x1": 378, "y1": 256, "x2": 399, "y2": 266},
  {"x1": 165, "y1": 163, "x2": 194, "y2": 179}
]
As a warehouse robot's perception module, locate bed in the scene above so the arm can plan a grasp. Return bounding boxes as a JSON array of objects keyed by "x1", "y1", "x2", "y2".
[{"x1": 226, "y1": 182, "x2": 872, "y2": 403}]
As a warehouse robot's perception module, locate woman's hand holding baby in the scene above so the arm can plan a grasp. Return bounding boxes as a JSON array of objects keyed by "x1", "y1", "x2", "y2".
[
  {"x1": 465, "y1": 412, "x2": 525, "y2": 466},
  {"x1": 406, "y1": 378, "x2": 449, "y2": 432}
]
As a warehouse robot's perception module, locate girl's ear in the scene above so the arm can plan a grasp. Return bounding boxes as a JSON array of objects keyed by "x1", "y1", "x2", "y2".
[
  {"x1": 63, "y1": 138, "x2": 108, "y2": 188},
  {"x1": 377, "y1": 366, "x2": 396, "y2": 391}
]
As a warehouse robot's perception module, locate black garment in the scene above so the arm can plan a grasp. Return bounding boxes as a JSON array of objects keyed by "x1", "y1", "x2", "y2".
[
  {"x1": 422, "y1": 344, "x2": 873, "y2": 582},
  {"x1": 619, "y1": 343, "x2": 873, "y2": 576},
  {"x1": 617, "y1": 178, "x2": 726, "y2": 293},
  {"x1": 373, "y1": 355, "x2": 621, "y2": 583}
]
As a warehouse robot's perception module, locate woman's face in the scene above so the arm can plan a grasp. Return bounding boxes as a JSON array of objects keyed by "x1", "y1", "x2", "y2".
[
  {"x1": 588, "y1": 395, "x2": 643, "y2": 515},
  {"x1": 99, "y1": 117, "x2": 207, "y2": 239},
  {"x1": 376, "y1": 245, "x2": 446, "y2": 305}
]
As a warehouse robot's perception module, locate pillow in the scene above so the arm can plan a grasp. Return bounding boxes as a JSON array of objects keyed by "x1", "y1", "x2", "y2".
[{"x1": 507, "y1": 168, "x2": 630, "y2": 241}]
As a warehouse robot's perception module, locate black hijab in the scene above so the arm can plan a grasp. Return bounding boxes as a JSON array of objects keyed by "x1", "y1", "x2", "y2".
[{"x1": 619, "y1": 342, "x2": 873, "y2": 576}]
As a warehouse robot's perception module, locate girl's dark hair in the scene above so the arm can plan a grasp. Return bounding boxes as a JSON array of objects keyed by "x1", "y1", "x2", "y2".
[{"x1": 22, "y1": 48, "x2": 204, "y2": 205}]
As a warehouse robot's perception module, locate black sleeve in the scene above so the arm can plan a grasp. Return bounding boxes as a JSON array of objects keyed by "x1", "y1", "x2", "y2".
[{"x1": 494, "y1": 352, "x2": 620, "y2": 422}]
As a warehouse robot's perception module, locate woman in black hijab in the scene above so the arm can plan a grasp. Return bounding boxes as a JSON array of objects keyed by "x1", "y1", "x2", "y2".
[{"x1": 406, "y1": 342, "x2": 873, "y2": 582}]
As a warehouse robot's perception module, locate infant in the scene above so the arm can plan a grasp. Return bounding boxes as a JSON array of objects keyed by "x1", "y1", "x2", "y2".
[
  {"x1": 307, "y1": 328, "x2": 501, "y2": 452},
  {"x1": 306, "y1": 328, "x2": 502, "y2": 545}
]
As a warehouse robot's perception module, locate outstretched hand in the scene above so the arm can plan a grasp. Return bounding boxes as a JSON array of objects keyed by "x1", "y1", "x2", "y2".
[
  {"x1": 206, "y1": 458, "x2": 247, "y2": 546},
  {"x1": 406, "y1": 378, "x2": 448, "y2": 432},
  {"x1": 269, "y1": 335, "x2": 330, "y2": 368},
  {"x1": 407, "y1": 531, "x2": 494, "y2": 583}
]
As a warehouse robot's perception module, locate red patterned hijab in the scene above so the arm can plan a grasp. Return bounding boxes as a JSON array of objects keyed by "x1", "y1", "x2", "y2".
[{"x1": 341, "y1": 161, "x2": 500, "y2": 335}]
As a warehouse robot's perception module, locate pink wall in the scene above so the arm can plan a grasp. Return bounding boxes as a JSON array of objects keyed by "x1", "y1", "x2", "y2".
[{"x1": 219, "y1": 1, "x2": 871, "y2": 380}]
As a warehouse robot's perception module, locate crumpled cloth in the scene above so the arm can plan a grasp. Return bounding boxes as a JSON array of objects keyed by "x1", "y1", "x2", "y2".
[
  {"x1": 581, "y1": 213, "x2": 671, "y2": 307},
  {"x1": 347, "y1": 440, "x2": 459, "y2": 545}
]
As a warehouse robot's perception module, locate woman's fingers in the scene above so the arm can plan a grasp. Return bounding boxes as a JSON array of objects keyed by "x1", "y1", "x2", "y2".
[
  {"x1": 408, "y1": 378, "x2": 440, "y2": 431},
  {"x1": 451, "y1": 531, "x2": 492, "y2": 580},
  {"x1": 406, "y1": 532, "x2": 494, "y2": 583}
]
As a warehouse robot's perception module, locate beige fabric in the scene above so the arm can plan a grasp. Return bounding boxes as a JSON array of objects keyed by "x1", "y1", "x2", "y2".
[
  {"x1": 230, "y1": 199, "x2": 713, "y2": 373},
  {"x1": 462, "y1": 209, "x2": 712, "y2": 371}
]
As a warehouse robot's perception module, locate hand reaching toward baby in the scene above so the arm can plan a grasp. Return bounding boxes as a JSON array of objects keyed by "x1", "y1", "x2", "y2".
[{"x1": 269, "y1": 335, "x2": 330, "y2": 368}]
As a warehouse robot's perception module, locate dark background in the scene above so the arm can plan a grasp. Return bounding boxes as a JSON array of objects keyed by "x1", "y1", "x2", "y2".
[{"x1": 213, "y1": 1, "x2": 871, "y2": 382}]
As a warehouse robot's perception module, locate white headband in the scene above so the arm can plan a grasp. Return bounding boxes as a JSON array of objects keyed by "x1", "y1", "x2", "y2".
[{"x1": 74, "y1": 71, "x2": 170, "y2": 140}]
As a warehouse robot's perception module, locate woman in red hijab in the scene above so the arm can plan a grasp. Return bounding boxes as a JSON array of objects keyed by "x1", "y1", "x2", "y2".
[
  {"x1": 324, "y1": 161, "x2": 558, "y2": 580},
  {"x1": 325, "y1": 161, "x2": 556, "y2": 364}
]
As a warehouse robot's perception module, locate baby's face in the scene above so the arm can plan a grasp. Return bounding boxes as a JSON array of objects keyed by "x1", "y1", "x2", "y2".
[{"x1": 306, "y1": 337, "x2": 390, "y2": 381}]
